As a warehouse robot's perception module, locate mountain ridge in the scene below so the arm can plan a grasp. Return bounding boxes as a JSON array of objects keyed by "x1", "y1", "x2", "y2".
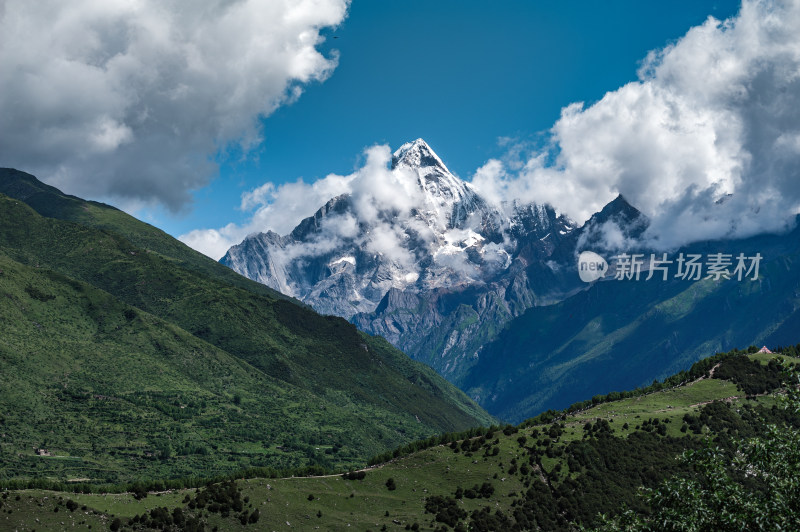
[
  {"x1": 221, "y1": 139, "x2": 579, "y2": 340},
  {"x1": 219, "y1": 141, "x2": 800, "y2": 425},
  {"x1": 220, "y1": 139, "x2": 587, "y2": 383}
]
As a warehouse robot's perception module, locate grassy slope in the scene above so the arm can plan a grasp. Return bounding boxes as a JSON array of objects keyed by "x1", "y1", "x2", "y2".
[
  {"x1": 0, "y1": 171, "x2": 490, "y2": 430},
  {"x1": 3, "y1": 349, "x2": 796, "y2": 531},
  {"x1": 0, "y1": 171, "x2": 493, "y2": 485}
]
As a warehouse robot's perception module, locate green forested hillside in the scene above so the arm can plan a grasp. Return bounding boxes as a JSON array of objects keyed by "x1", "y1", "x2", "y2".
[
  {"x1": 2, "y1": 347, "x2": 796, "y2": 531},
  {"x1": 0, "y1": 169, "x2": 493, "y2": 486}
]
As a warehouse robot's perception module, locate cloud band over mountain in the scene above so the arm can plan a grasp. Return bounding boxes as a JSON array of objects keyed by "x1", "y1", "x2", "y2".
[{"x1": 472, "y1": 0, "x2": 800, "y2": 249}]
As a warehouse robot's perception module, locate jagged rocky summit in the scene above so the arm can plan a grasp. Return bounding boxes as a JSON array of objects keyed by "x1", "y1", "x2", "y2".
[{"x1": 221, "y1": 139, "x2": 638, "y2": 380}]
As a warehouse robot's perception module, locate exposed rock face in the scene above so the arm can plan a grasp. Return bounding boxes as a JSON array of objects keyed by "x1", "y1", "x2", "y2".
[{"x1": 221, "y1": 139, "x2": 643, "y2": 381}]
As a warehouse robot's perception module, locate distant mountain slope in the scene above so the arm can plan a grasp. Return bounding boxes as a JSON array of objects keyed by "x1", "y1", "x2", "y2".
[
  {"x1": 351, "y1": 195, "x2": 647, "y2": 383},
  {"x1": 0, "y1": 170, "x2": 494, "y2": 484},
  {"x1": 220, "y1": 138, "x2": 525, "y2": 318},
  {"x1": 218, "y1": 139, "x2": 800, "y2": 425},
  {"x1": 462, "y1": 223, "x2": 800, "y2": 422}
]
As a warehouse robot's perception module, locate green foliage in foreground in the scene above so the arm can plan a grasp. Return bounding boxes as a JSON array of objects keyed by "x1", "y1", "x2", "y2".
[
  {"x1": 2, "y1": 348, "x2": 798, "y2": 531},
  {"x1": 593, "y1": 361, "x2": 800, "y2": 531}
]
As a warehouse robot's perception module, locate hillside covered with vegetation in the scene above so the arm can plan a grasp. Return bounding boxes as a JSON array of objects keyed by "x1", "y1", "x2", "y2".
[
  {"x1": 0, "y1": 168, "x2": 494, "y2": 487},
  {"x1": 1, "y1": 346, "x2": 798, "y2": 531}
]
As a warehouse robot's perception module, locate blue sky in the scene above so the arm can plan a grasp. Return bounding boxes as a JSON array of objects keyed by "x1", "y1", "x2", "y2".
[{"x1": 153, "y1": 1, "x2": 741, "y2": 240}]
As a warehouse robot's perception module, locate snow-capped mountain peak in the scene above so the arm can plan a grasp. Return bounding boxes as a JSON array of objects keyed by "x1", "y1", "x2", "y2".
[
  {"x1": 221, "y1": 139, "x2": 577, "y2": 319},
  {"x1": 392, "y1": 138, "x2": 450, "y2": 172},
  {"x1": 391, "y1": 138, "x2": 482, "y2": 226}
]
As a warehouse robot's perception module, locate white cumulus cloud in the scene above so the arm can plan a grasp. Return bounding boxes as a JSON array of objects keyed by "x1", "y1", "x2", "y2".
[
  {"x1": 471, "y1": 0, "x2": 800, "y2": 249},
  {"x1": 0, "y1": 0, "x2": 349, "y2": 211}
]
